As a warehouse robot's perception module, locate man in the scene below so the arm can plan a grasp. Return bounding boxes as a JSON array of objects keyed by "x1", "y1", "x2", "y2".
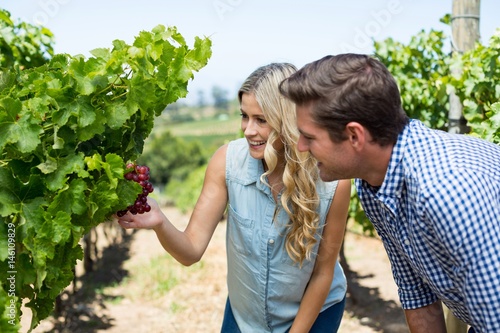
[{"x1": 279, "y1": 53, "x2": 500, "y2": 333}]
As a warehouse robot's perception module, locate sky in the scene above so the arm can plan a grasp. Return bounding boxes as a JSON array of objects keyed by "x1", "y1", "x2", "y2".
[{"x1": 2, "y1": 0, "x2": 499, "y2": 105}]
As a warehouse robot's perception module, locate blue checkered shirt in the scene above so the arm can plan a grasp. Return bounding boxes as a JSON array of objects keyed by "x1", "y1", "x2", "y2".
[{"x1": 356, "y1": 119, "x2": 500, "y2": 332}]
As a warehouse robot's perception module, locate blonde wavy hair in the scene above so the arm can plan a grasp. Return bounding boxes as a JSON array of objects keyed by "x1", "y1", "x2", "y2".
[{"x1": 238, "y1": 63, "x2": 320, "y2": 265}]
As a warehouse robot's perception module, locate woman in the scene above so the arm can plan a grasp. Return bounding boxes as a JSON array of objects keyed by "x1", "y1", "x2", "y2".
[{"x1": 116, "y1": 63, "x2": 350, "y2": 332}]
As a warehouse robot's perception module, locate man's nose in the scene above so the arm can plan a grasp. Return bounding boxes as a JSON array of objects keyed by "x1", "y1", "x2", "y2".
[{"x1": 297, "y1": 135, "x2": 308, "y2": 152}]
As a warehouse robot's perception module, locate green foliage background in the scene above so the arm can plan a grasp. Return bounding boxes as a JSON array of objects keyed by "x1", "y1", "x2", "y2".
[{"x1": 0, "y1": 9, "x2": 212, "y2": 331}]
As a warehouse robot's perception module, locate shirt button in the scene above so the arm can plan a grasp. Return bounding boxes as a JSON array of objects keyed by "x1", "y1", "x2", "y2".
[
  {"x1": 269, "y1": 239, "x2": 275, "y2": 244},
  {"x1": 404, "y1": 239, "x2": 410, "y2": 246}
]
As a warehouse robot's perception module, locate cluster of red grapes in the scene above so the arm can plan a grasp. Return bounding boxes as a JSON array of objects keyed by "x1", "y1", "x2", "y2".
[{"x1": 116, "y1": 163, "x2": 154, "y2": 217}]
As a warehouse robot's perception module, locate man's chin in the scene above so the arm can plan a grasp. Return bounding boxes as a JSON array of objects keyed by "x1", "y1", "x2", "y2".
[{"x1": 319, "y1": 171, "x2": 336, "y2": 183}]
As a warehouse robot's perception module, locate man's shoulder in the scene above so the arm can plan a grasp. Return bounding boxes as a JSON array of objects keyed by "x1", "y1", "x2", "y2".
[{"x1": 403, "y1": 119, "x2": 500, "y2": 174}]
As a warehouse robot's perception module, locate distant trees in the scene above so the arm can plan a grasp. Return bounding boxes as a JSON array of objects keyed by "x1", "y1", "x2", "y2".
[
  {"x1": 211, "y1": 85, "x2": 230, "y2": 110},
  {"x1": 196, "y1": 89, "x2": 207, "y2": 107},
  {"x1": 165, "y1": 85, "x2": 233, "y2": 111},
  {"x1": 138, "y1": 131, "x2": 207, "y2": 186}
]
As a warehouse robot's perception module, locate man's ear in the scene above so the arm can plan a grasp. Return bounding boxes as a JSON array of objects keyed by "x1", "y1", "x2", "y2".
[{"x1": 345, "y1": 122, "x2": 366, "y2": 150}]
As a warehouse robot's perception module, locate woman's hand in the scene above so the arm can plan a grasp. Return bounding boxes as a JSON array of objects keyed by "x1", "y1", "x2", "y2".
[{"x1": 115, "y1": 197, "x2": 164, "y2": 231}]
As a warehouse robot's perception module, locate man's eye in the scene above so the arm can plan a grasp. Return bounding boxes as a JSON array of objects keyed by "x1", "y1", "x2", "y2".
[{"x1": 302, "y1": 135, "x2": 313, "y2": 141}]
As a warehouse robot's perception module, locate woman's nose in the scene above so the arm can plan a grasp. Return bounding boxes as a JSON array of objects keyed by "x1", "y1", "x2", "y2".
[{"x1": 243, "y1": 120, "x2": 257, "y2": 136}]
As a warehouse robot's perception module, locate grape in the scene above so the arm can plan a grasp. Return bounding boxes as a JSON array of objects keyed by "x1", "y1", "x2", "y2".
[
  {"x1": 117, "y1": 162, "x2": 155, "y2": 216},
  {"x1": 117, "y1": 210, "x2": 128, "y2": 217}
]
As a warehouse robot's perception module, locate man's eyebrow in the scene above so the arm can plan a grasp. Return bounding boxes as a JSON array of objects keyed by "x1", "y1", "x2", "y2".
[{"x1": 298, "y1": 128, "x2": 313, "y2": 137}]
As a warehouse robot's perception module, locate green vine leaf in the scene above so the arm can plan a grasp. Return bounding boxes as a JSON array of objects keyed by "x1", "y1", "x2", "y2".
[{"x1": 0, "y1": 22, "x2": 211, "y2": 330}]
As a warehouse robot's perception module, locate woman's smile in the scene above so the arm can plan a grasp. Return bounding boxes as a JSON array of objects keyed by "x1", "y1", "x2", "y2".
[{"x1": 248, "y1": 139, "x2": 266, "y2": 149}]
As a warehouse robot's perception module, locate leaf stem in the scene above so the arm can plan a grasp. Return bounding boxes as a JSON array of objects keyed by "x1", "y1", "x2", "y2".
[{"x1": 110, "y1": 91, "x2": 128, "y2": 101}]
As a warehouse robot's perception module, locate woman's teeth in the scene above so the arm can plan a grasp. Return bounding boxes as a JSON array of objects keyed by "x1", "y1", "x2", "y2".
[{"x1": 249, "y1": 140, "x2": 265, "y2": 146}]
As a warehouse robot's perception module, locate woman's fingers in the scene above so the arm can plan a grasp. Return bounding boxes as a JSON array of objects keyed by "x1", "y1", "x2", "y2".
[
  {"x1": 114, "y1": 197, "x2": 162, "y2": 230},
  {"x1": 114, "y1": 212, "x2": 137, "y2": 229}
]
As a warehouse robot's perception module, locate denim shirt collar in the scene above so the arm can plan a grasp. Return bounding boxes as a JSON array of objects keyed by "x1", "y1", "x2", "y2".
[{"x1": 239, "y1": 152, "x2": 273, "y2": 197}]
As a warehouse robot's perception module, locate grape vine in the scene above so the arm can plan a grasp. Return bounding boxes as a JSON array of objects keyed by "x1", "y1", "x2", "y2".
[{"x1": 0, "y1": 24, "x2": 211, "y2": 332}]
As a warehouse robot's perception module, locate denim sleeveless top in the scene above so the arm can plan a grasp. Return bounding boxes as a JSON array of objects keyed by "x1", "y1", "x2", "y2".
[{"x1": 225, "y1": 139, "x2": 347, "y2": 332}]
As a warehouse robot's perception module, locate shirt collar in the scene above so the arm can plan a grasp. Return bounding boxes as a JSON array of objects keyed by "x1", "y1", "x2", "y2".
[
  {"x1": 365, "y1": 119, "x2": 415, "y2": 200},
  {"x1": 240, "y1": 152, "x2": 271, "y2": 194}
]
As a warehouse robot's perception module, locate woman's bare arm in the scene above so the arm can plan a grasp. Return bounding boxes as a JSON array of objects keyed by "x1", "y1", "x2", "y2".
[{"x1": 116, "y1": 145, "x2": 228, "y2": 266}]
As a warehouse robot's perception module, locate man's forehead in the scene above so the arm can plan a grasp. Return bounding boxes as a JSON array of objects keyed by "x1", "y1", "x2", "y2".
[{"x1": 297, "y1": 120, "x2": 323, "y2": 139}]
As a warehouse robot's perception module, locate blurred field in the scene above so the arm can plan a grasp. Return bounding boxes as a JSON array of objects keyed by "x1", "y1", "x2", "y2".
[{"x1": 150, "y1": 110, "x2": 242, "y2": 153}]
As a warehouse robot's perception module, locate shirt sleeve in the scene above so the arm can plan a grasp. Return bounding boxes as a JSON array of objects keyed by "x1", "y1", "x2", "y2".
[
  {"x1": 375, "y1": 227, "x2": 439, "y2": 310},
  {"x1": 424, "y1": 170, "x2": 500, "y2": 332},
  {"x1": 356, "y1": 178, "x2": 439, "y2": 310}
]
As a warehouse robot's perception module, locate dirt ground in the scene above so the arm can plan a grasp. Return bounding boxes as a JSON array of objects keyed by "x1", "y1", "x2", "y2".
[{"x1": 21, "y1": 206, "x2": 409, "y2": 333}]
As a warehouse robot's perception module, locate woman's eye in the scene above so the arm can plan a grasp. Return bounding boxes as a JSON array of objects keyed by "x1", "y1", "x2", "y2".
[
  {"x1": 240, "y1": 113, "x2": 248, "y2": 119},
  {"x1": 258, "y1": 118, "x2": 267, "y2": 124}
]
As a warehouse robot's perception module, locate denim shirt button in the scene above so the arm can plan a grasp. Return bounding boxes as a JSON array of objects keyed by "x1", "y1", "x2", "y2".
[{"x1": 269, "y1": 239, "x2": 275, "y2": 244}]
